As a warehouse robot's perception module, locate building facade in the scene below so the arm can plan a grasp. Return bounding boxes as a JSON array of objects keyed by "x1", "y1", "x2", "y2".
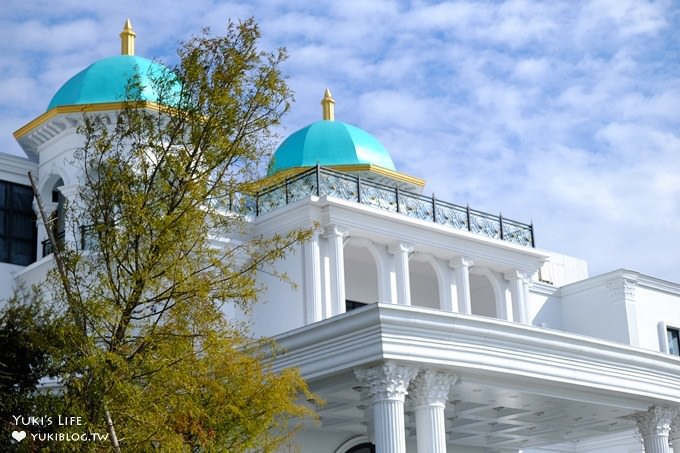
[{"x1": 2, "y1": 22, "x2": 679, "y2": 453}]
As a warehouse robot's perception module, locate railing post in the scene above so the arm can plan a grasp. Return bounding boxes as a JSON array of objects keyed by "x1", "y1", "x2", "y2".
[
  {"x1": 531, "y1": 222, "x2": 535, "y2": 247},
  {"x1": 499, "y1": 212, "x2": 504, "y2": 240},
  {"x1": 432, "y1": 193, "x2": 436, "y2": 222},
  {"x1": 357, "y1": 176, "x2": 362, "y2": 204},
  {"x1": 396, "y1": 186, "x2": 400, "y2": 213},
  {"x1": 466, "y1": 204, "x2": 471, "y2": 231},
  {"x1": 285, "y1": 177, "x2": 289, "y2": 204},
  {"x1": 316, "y1": 163, "x2": 321, "y2": 197},
  {"x1": 255, "y1": 192, "x2": 260, "y2": 216}
]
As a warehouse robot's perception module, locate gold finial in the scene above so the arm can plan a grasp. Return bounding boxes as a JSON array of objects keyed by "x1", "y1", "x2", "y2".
[
  {"x1": 120, "y1": 19, "x2": 136, "y2": 56},
  {"x1": 321, "y1": 88, "x2": 335, "y2": 121}
]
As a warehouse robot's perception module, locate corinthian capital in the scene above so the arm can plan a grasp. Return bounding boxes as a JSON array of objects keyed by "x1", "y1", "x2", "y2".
[
  {"x1": 354, "y1": 362, "x2": 419, "y2": 403},
  {"x1": 410, "y1": 370, "x2": 459, "y2": 407},
  {"x1": 633, "y1": 406, "x2": 676, "y2": 438}
]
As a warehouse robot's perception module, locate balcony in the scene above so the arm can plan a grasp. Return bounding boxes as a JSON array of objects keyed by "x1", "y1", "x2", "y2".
[
  {"x1": 41, "y1": 225, "x2": 97, "y2": 257},
  {"x1": 247, "y1": 166, "x2": 535, "y2": 247}
]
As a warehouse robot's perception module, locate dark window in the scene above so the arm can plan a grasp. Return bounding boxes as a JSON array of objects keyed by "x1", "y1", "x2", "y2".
[
  {"x1": 668, "y1": 328, "x2": 680, "y2": 356},
  {"x1": 0, "y1": 181, "x2": 36, "y2": 265},
  {"x1": 346, "y1": 443, "x2": 375, "y2": 453}
]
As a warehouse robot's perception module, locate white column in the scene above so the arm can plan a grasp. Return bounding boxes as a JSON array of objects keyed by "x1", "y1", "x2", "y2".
[
  {"x1": 450, "y1": 257, "x2": 473, "y2": 314},
  {"x1": 442, "y1": 265, "x2": 456, "y2": 312},
  {"x1": 325, "y1": 225, "x2": 348, "y2": 316},
  {"x1": 634, "y1": 406, "x2": 676, "y2": 453},
  {"x1": 505, "y1": 270, "x2": 530, "y2": 324},
  {"x1": 303, "y1": 228, "x2": 323, "y2": 324},
  {"x1": 411, "y1": 370, "x2": 459, "y2": 453},
  {"x1": 670, "y1": 415, "x2": 680, "y2": 453},
  {"x1": 389, "y1": 242, "x2": 413, "y2": 306},
  {"x1": 355, "y1": 362, "x2": 418, "y2": 453}
]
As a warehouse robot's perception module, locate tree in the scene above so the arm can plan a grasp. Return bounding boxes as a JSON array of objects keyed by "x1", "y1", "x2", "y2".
[
  {"x1": 0, "y1": 287, "x2": 68, "y2": 452},
  {"x1": 39, "y1": 18, "x2": 317, "y2": 451}
]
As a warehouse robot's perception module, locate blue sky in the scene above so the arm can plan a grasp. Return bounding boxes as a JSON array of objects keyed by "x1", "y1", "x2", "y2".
[{"x1": 1, "y1": 0, "x2": 679, "y2": 282}]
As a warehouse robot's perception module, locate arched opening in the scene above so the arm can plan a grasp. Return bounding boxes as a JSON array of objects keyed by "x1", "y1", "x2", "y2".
[
  {"x1": 409, "y1": 259, "x2": 440, "y2": 309},
  {"x1": 344, "y1": 243, "x2": 379, "y2": 311},
  {"x1": 40, "y1": 177, "x2": 66, "y2": 257},
  {"x1": 346, "y1": 443, "x2": 375, "y2": 453},
  {"x1": 51, "y1": 178, "x2": 66, "y2": 237},
  {"x1": 470, "y1": 273, "x2": 497, "y2": 318}
]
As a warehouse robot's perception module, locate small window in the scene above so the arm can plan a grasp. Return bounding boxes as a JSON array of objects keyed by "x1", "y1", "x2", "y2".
[
  {"x1": 0, "y1": 181, "x2": 37, "y2": 265},
  {"x1": 668, "y1": 328, "x2": 680, "y2": 356}
]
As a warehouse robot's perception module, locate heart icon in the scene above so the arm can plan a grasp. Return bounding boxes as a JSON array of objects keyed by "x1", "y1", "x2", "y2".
[{"x1": 12, "y1": 430, "x2": 26, "y2": 442}]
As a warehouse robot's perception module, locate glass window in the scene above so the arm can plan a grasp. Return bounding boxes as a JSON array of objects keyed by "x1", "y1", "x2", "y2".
[
  {"x1": 0, "y1": 181, "x2": 37, "y2": 265},
  {"x1": 668, "y1": 328, "x2": 680, "y2": 356}
]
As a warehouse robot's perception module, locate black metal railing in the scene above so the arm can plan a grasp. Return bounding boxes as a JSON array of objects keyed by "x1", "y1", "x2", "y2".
[
  {"x1": 247, "y1": 165, "x2": 535, "y2": 247},
  {"x1": 41, "y1": 226, "x2": 98, "y2": 257},
  {"x1": 41, "y1": 231, "x2": 65, "y2": 257}
]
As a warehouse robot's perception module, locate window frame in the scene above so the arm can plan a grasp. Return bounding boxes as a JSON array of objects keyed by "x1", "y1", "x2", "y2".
[{"x1": 658, "y1": 321, "x2": 680, "y2": 356}]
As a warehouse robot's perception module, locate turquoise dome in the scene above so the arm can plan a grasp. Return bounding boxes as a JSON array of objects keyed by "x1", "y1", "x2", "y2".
[
  {"x1": 268, "y1": 120, "x2": 396, "y2": 176},
  {"x1": 47, "y1": 55, "x2": 176, "y2": 111}
]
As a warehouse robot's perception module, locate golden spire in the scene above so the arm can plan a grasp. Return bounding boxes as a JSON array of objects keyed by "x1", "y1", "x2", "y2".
[
  {"x1": 120, "y1": 19, "x2": 136, "y2": 56},
  {"x1": 321, "y1": 88, "x2": 335, "y2": 121}
]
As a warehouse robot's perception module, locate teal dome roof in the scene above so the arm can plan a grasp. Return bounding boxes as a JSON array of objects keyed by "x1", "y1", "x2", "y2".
[
  {"x1": 268, "y1": 120, "x2": 396, "y2": 176},
  {"x1": 47, "y1": 55, "x2": 176, "y2": 111}
]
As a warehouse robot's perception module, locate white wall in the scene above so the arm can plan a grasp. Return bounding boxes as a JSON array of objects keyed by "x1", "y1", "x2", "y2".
[
  {"x1": 250, "y1": 243, "x2": 306, "y2": 338},
  {"x1": 629, "y1": 276, "x2": 680, "y2": 353},
  {"x1": 0, "y1": 263, "x2": 27, "y2": 305},
  {"x1": 559, "y1": 275, "x2": 634, "y2": 345}
]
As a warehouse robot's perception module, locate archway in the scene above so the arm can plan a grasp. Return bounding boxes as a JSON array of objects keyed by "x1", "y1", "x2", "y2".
[
  {"x1": 409, "y1": 259, "x2": 440, "y2": 309},
  {"x1": 344, "y1": 243, "x2": 379, "y2": 311},
  {"x1": 470, "y1": 273, "x2": 498, "y2": 318}
]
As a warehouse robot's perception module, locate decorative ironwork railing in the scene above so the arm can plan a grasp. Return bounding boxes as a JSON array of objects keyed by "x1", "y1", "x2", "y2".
[{"x1": 246, "y1": 166, "x2": 535, "y2": 247}]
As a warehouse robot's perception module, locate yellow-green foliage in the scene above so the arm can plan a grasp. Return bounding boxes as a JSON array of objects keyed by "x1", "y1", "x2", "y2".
[{"x1": 40, "y1": 18, "x2": 317, "y2": 452}]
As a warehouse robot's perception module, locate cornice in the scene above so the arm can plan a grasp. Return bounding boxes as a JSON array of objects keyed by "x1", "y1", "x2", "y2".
[
  {"x1": 13, "y1": 101, "x2": 165, "y2": 139},
  {"x1": 272, "y1": 303, "x2": 680, "y2": 407},
  {"x1": 13, "y1": 101, "x2": 167, "y2": 161},
  {"x1": 559, "y1": 268, "x2": 680, "y2": 297}
]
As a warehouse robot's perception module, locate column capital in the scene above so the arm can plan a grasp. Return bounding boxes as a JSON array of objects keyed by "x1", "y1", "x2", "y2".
[
  {"x1": 606, "y1": 276, "x2": 638, "y2": 301},
  {"x1": 355, "y1": 362, "x2": 419, "y2": 403},
  {"x1": 324, "y1": 224, "x2": 348, "y2": 239},
  {"x1": 670, "y1": 414, "x2": 680, "y2": 444},
  {"x1": 309, "y1": 224, "x2": 324, "y2": 238},
  {"x1": 633, "y1": 406, "x2": 676, "y2": 438},
  {"x1": 388, "y1": 242, "x2": 413, "y2": 255},
  {"x1": 504, "y1": 269, "x2": 532, "y2": 283},
  {"x1": 449, "y1": 256, "x2": 473, "y2": 268},
  {"x1": 410, "y1": 370, "x2": 459, "y2": 407}
]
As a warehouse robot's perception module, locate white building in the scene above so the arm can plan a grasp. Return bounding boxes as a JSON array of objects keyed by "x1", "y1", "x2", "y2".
[{"x1": 2, "y1": 23, "x2": 679, "y2": 453}]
